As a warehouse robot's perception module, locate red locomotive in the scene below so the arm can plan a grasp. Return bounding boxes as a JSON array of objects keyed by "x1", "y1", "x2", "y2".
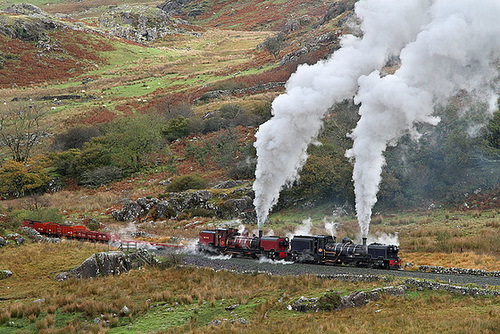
[
  {"x1": 22, "y1": 220, "x2": 112, "y2": 242},
  {"x1": 198, "y1": 228, "x2": 289, "y2": 259}
]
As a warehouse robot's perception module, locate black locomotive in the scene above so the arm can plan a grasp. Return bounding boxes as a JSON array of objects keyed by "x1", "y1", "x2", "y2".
[{"x1": 290, "y1": 235, "x2": 401, "y2": 269}]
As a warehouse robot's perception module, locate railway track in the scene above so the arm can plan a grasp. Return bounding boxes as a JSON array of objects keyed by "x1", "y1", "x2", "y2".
[{"x1": 178, "y1": 252, "x2": 500, "y2": 288}]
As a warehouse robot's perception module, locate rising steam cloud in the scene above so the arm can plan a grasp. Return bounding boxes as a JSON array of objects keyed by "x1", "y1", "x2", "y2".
[{"x1": 253, "y1": 0, "x2": 500, "y2": 235}]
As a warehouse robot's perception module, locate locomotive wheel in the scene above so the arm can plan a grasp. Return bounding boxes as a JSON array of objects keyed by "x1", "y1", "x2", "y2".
[{"x1": 269, "y1": 250, "x2": 276, "y2": 260}]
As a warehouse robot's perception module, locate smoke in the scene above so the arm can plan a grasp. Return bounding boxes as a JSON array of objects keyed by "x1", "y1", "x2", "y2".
[
  {"x1": 324, "y1": 221, "x2": 337, "y2": 238},
  {"x1": 347, "y1": 0, "x2": 500, "y2": 237},
  {"x1": 253, "y1": 0, "x2": 500, "y2": 237},
  {"x1": 286, "y1": 218, "x2": 313, "y2": 239},
  {"x1": 253, "y1": 0, "x2": 434, "y2": 227},
  {"x1": 366, "y1": 232, "x2": 399, "y2": 246}
]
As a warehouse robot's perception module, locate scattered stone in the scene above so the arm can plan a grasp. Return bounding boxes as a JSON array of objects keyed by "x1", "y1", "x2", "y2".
[
  {"x1": 120, "y1": 306, "x2": 131, "y2": 315},
  {"x1": 225, "y1": 304, "x2": 239, "y2": 311},
  {"x1": 208, "y1": 319, "x2": 221, "y2": 326},
  {"x1": 211, "y1": 180, "x2": 246, "y2": 189},
  {"x1": 6, "y1": 233, "x2": 24, "y2": 245},
  {"x1": 0, "y1": 270, "x2": 13, "y2": 280}
]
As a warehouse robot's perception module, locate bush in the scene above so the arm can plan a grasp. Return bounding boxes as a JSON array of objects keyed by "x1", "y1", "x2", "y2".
[
  {"x1": 50, "y1": 126, "x2": 101, "y2": 151},
  {"x1": 10, "y1": 208, "x2": 64, "y2": 224},
  {"x1": 162, "y1": 116, "x2": 191, "y2": 141},
  {"x1": 0, "y1": 158, "x2": 51, "y2": 198},
  {"x1": 164, "y1": 173, "x2": 207, "y2": 192},
  {"x1": 80, "y1": 166, "x2": 123, "y2": 188},
  {"x1": 317, "y1": 292, "x2": 341, "y2": 311}
]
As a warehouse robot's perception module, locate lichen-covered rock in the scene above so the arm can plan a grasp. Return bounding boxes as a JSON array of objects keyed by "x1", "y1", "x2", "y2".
[
  {"x1": 98, "y1": 5, "x2": 194, "y2": 43},
  {"x1": 58, "y1": 249, "x2": 155, "y2": 280},
  {"x1": 4, "y1": 3, "x2": 45, "y2": 16}
]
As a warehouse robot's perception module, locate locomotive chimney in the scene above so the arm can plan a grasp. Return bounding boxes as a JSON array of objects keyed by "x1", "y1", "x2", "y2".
[
  {"x1": 259, "y1": 230, "x2": 263, "y2": 238},
  {"x1": 362, "y1": 237, "x2": 367, "y2": 252}
]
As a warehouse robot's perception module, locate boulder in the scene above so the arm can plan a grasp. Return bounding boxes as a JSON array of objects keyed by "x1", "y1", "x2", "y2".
[{"x1": 57, "y1": 249, "x2": 155, "y2": 280}]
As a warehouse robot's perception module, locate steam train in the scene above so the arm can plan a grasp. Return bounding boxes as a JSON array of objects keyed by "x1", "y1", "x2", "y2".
[
  {"x1": 22, "y1": 220, "x2": 112, "y2": 242},
  {"x1": 198, "y1": 228, "x2": 401, "y2": 270}
]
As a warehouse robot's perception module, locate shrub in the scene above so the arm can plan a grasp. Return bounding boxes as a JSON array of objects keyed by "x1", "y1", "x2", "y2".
[
  {"x1": 9, "y1": 207, "x2": 64, "y2": 224},
  {"x1": 317, "y1": 292, "x2": 341, "y2": 311},
  {"x1": 0, "y1": 158, "x2": 51, "y2": 198},
  {"x1": 80, "y1": 166, "x2": 123, "y2": 188},
  {"x1": 164, "y1": 173, "x2": 207, "y2": 192},
  {"x1": 50, "y1": 126, "x2": 101, "y2": 151},
  {"x1": 263, "y1": 33, "x2": 284, "y2": 58},
  {"x1": 162, "y1": 116, "x2": 191, "y2": 141}
]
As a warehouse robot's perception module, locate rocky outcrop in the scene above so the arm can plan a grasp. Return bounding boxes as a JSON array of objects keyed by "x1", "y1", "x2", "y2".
[
  {"x1": 157, "y1": 0, "x2": 192, "y2": 15},
  {"x1": 98, "y1": 5, "x2": 196, "y2": 43},
  {"x1": 56, "y1": 249, "x2": 156, "y2": 281},
  {"x1": 0, "y1": 5, "x2": 62, "y2": 42},
  {"x1": 112, "y1": 184, "x2": 256, "y2": 223}
]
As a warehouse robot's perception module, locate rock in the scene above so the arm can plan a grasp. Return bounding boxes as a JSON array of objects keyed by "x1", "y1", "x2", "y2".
[
  {"x1": 4, "y1": 3, "x2": 45, "y2": 15},
  {"x1": 211, "y1": 180, "x2": 246, "y2": 189},
  {"x1": 0, "y1": 236, "x2": 5, "y2": 247},
  {"x1": 231, "y1": 318, "x2": 249, "y2": 325},
  {"x1": 112, "y1": 200, "x2": 145, "y2": 221},
  {"x1": 208, "y1": 319, "x2": 221, "y2": 326},
  {"x1": 225, "y1": 304, "x2": 239, "y2": 311},
  {"x1": 6, "y1": 233, "x2": 24, "y2": 245},
  {"x1": 56, "y1": 272, "x2": 69, "y2": 282},
  {"x1": 0, "y1": 270, "x2": 13, "y2": 279},
  {"x1": 120, "y1": 306, "x2": 130, "y2": 315},
  {"x1": 157, "y1": 0, "x2": 192, "y2": 15},
  {"x1": 57, "y1": 249, "x2": 155, "y2": 280},
  {"x1": 350, "y1": 292, "x2": 368, "y2": 307},
  {"x1": 98, "y1": 5, "x2": 194, "y2": 43}
]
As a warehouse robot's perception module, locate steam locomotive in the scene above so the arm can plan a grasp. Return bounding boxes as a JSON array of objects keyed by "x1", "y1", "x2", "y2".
[{"x1": 198, "y1": 228, "x2": 401, "y2": 270}]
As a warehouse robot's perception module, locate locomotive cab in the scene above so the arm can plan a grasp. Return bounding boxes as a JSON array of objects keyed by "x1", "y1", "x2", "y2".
[
  {"x1": 367, "y1": 244, "x2": 401, "y2": 269},
  {"x1": 290, "y1": 235, "x2": 335, "y2": 263}
]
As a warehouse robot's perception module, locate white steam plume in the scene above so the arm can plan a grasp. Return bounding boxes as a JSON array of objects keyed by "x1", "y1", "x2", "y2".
[
  {"x1": 347, "y1": 0, "x2": 500, "y2": 237},
  {"x1": 254, "y1": 0, "x2": 500, "y2": 239},
  {"x1": 253, "y1": 0, "x2": 432, "y2": 227}
]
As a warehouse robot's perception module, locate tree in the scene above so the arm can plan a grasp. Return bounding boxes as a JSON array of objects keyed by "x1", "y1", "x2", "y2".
[
  {"x1": 485, "y1": 110, "x2": 500, "y2": 150},
  {"x1": 263, "y1": 33, "x2": 284, "y2": 58},
  {"x1": 0, "y1": 101, "x2": 47, "y2": 162},
  {"x1": 98, "y1": 113, "x2": 164, "y2": 173},
  {"x1": 0, "y1": 157, "x2": 51, "y2": 197}
]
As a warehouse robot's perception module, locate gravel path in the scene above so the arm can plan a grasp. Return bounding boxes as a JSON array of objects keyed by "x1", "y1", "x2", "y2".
[{"x1": 180, "y1": 253, "x2": 500, "y2": 288}]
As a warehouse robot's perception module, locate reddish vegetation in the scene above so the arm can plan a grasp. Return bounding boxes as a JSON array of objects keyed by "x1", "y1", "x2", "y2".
[
  {"x1": 170, "y1": 126, "x2": 256, "y2": 179},
  {"x1": 460, "y1": 187, "x2": 500, "y2": 211},
  {"x1": 76, "y1": 107, "x2": 118, "y2": 126},
  {"x1": 0, "y1": 29, "x2": 115, "y2": 88},
  {"x1": 194, "y1": 0, "x2": 329, "y2": 30}
]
